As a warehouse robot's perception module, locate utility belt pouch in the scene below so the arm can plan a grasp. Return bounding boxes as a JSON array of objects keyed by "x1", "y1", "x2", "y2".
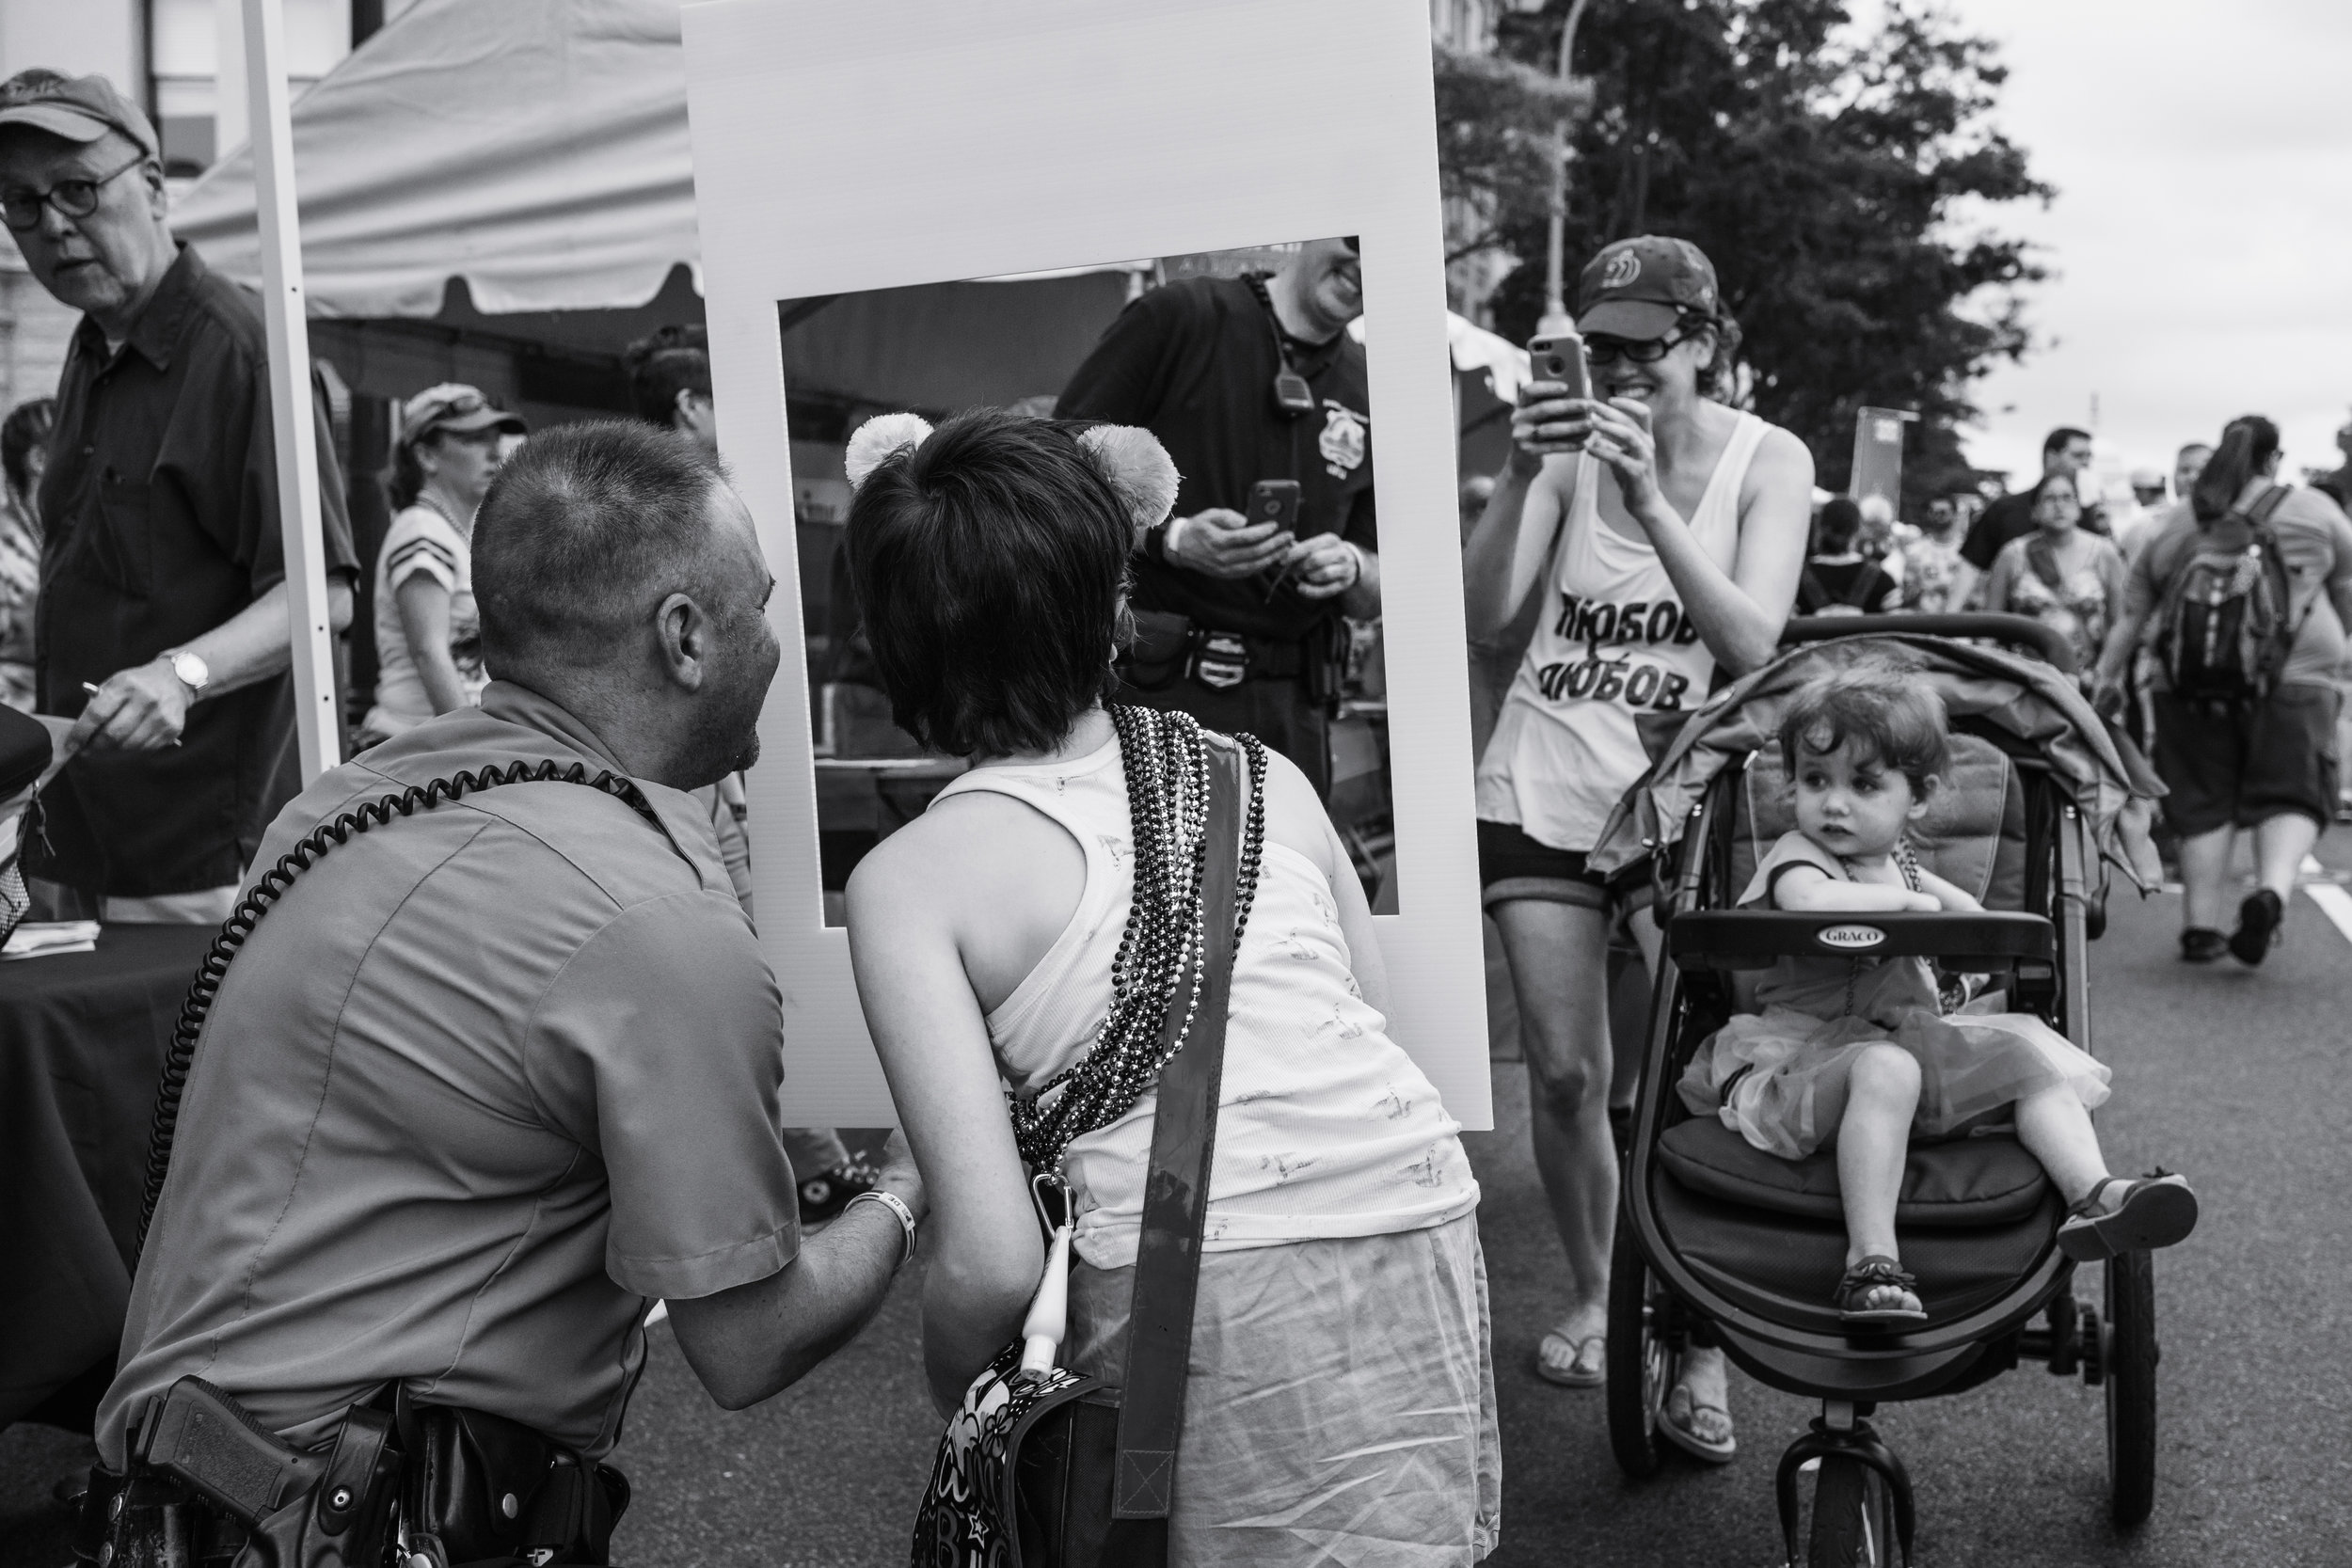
[
  {"x1": 1301, "y1": 617, "x2": 1347, "y2": 710},
  {"x1": 1120, "y1": 610, "x2": 1194, "y2": 691},
  {"x1": 395, "y1": 1391, "x2": 628, "y2": 1568}
]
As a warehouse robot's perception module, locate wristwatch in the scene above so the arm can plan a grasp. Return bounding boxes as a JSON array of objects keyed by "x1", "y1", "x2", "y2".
[{"x1": 162, "y1": 648, "x2": 211, "y2": 699}]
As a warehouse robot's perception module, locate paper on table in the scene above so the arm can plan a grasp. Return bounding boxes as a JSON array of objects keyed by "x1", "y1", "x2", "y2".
[{"x1": 2, "y1": 920, "x2": 102, "y2": 960}]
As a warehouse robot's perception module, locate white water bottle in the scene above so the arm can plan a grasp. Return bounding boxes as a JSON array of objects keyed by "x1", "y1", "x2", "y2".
[{"x1": 1018, "y1": 1221, "x2": 1074, "y2": 1377}]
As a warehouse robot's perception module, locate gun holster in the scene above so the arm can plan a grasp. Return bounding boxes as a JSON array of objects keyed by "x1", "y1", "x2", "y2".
[
  {"x1": 78, "y1": 1378, "x2": 626, "y2": 1568},
  {"x1": 79, "y1": 1376, "x2": 400, "y2": 1568}
]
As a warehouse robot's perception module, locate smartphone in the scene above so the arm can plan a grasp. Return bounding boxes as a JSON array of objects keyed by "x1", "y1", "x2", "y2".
[
  {"x1": 1527, "y1": 332, "x2": 1591, "y2": 402},
  {"x1": 1247, "y1": 479, "x2": 1301, "y2": 534},
  {"x1": 1248, "y1": 480, "x2": 1303, "y2": 600}
]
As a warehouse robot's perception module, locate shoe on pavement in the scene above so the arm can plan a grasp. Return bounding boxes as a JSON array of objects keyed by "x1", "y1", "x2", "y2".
[
  {"x1": 2179, "y1": 927, "x2": 2228, "y2": 963},
  {"x1": 797, "y1": 1160, "x2": 879, "y2": 1225},
  {"x1": 2227, "y1": 889, "x2": 2283, "y2": 966}
]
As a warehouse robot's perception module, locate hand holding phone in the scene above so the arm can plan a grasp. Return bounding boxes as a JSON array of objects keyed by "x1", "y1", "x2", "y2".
[{"x1": 1527, "y1": 331, "x2": 1591, "y2": 402}]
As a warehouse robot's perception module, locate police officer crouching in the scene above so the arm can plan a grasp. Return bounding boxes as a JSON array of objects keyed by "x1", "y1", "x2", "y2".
[
  {"x1": 1056, "y1": 237, "x2": 1379, "y2": 796},
  {"x1": 79, "y1": 422, "x2": 926, "y2": 1567}
]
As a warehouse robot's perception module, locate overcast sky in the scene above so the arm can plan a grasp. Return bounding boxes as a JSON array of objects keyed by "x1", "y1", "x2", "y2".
[{"x1": 1918, "y1": 0, "x2": 2352, "y2": 494}]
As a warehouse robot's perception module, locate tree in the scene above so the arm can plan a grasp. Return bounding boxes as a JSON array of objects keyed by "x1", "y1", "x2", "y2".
[{"x1": 1442, "y1": 0, "x2": 2048, "y2": 508}]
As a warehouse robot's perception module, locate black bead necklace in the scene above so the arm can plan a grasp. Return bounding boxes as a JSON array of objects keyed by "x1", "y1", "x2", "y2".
[{"x1": 1008, "y1": 705, "x2": 1267, "y2": 1172}]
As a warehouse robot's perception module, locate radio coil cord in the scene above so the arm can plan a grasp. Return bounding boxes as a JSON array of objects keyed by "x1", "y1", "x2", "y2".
[{"x1": 134, "y1": 760, "x2": 663, "y2": 1260}]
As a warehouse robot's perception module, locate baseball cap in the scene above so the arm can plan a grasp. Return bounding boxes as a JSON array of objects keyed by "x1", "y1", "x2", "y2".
[
  {"x1": 0, "y1": 71, "x2": 160, "y2": 160},
  {"x1": 399, "y1": 384, "x2": 526, "y2": 448},
  {"x1": 1576, "y1": 235, "x2": 1722, "y2": 341}
]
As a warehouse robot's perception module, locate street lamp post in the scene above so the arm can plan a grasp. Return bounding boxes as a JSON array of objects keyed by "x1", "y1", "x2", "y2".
[{"x1": 1538, "y1": 0, "x2": 1595, "y2": 335}]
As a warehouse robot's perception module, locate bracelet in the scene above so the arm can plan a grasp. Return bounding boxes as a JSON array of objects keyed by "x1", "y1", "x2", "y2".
[{"x1": 845, "y1": 1189, "x2": 918, "y2": 1269}]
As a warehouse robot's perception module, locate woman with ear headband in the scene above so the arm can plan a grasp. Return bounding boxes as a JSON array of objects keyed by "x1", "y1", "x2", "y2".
[{"x1": 841, "y1": 408, "x2": 1497, "y2": 1565}]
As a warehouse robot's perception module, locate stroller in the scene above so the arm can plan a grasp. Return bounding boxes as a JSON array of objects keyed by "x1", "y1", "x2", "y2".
[{"x1": 1586, "y1": 615, "x2": 2169, "y2": 1567}]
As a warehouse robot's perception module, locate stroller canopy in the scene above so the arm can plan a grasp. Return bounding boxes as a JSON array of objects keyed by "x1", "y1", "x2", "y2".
[{"x1": 1587, "y1": 633, "x2": 2166, "y2": 896}]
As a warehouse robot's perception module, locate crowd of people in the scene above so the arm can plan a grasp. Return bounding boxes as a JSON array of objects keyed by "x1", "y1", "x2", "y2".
[{"x1": 0, "y1": 57, "x2": 2341, "y2": 1568}]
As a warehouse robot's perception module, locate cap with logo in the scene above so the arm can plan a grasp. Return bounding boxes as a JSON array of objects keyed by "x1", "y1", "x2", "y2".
[
  {"x1": 399, "y1": 384, "x2": 527, "y2": 449},
  {"x1": 1576, "y1": 235, "x2": 1722, "y2": 341},
  {"x1": 0, "y1": 72, "x2": 160, "y2": 160}
]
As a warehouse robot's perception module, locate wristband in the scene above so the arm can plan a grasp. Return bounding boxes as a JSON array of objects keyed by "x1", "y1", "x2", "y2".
[{"x1": 845, "y1": 1188, "x2": 918, "y2": 1268}]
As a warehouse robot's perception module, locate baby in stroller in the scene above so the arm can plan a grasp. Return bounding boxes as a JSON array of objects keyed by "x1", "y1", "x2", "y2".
[{"x1": 1678, "y1": 661, "x2": 2200, "y2": 1326}]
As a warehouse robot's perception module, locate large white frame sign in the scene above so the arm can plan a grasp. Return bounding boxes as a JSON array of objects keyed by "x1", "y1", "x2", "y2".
[{"x1": 682, "y1": 0, "x2": 1489, "y2": 1128}]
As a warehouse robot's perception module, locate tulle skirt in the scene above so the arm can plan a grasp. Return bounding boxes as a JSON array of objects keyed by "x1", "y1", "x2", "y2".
[{"x1": 1683, "y1": 1003, "x2": 2113, "y2": 1162}]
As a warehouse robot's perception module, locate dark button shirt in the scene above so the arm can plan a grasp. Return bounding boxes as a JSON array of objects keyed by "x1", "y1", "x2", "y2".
[
  {"x1": 31, "y1": 244, "x2": 358, "y2": 896},
  {"x1": 1057, "y1": 275, "x2": 1375, "y2": 643}
]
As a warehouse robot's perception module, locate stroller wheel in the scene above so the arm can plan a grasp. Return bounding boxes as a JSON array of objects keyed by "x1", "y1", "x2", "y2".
[
  {"x1": 1808, "y1": 1455, "x2": 1902, "y2": 1566},
  {"x1": 1605, "y1": 1218, "x2": 1676, "y2": 1480},
  {"x1": 2106, "y1": 1250, "x2": 2158, "y2": 1528}
]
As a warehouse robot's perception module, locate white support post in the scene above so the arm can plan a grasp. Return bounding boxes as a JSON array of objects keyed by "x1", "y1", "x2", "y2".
[{"x1": 242, "y1": 0, "x2": 340, "y2": 781}]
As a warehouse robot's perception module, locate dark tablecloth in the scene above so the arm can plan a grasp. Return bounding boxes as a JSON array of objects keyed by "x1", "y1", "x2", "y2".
[{"x1": 0, "y1": 924, "x2": 213, "y2": 1430}]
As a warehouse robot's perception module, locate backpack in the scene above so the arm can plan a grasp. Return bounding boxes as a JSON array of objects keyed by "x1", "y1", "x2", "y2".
[{"x1": 2151, "y1": 485, "x2": 2300, "y2": 704}]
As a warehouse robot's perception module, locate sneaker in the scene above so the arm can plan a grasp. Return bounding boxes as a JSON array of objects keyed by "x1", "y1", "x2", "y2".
[
  {"x1": 2178, "y1": 927, "x2": 2228, "y2": 963},
  {"x1": 797, "y1": 1160, "x2": 879, "y2": 1224},
  {"x1": 2227, "y1": 889, "x2": 2283, "y2": 966}
]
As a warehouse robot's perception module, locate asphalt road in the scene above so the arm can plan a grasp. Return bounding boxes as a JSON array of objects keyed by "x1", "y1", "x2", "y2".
[{"x1": 5, "y1": 840, "x2": 2346, "y2": 1566}]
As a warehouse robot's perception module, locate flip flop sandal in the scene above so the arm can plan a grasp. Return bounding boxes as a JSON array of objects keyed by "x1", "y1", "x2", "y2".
[
  {"x1": 1835, "y1": 1256, "x2": 1927, "y2": 1325},
  {"x1": 1534, "y1": 1327, "x2": 1606, "y2": 1387},
  {"x1": 2058, "y1": 1171, "x2": 2200, "y2": 1261},
  {"x1": 1658, "y1": 1382, "x2": 1738, "y2": 1464}
]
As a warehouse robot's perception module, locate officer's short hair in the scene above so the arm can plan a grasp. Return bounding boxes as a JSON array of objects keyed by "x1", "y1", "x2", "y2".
[
  {"x1": 845, "y1": 408, "x2": 1128, "y2": 759},
  {"x1": 474, "y1": 420, "x2": 730, "y2": 673}
]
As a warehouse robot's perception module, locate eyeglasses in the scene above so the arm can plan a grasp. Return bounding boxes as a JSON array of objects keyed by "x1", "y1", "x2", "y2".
[
  {"x1": 1585, "y1": 330, "x2": 1696, "y2": 367},
  {"x1": 0, "y1": 151, "x2": 146, "y2": 232}
]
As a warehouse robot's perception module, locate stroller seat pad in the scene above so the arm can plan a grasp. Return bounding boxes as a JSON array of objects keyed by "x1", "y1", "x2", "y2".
[{"x1": 1658, "y1": 1116, "x2": 2051, "y2": 1228}]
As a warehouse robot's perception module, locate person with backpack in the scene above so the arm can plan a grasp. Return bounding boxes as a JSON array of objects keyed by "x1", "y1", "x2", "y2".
[
  {"x1": 1796, "y1": 496, "x2": 1901, "y2": 616},
  {"x1": 2093, "y1": 415, "x2": 2352, "y2": 965},
  {"x1": 1976, "y1": 472, "x2": 2126, "y2": 687}
]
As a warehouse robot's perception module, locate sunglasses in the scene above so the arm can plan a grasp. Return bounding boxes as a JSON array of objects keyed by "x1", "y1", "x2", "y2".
[
  {"x1": 0, "y1": 151, "x2": 146, "y2": 232},
  {"x1": 1585, "y1": 329, "x2": 1698, "y2": 367}
]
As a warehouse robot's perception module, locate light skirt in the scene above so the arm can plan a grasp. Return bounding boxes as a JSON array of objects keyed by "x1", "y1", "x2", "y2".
[
  {"x1": 1064, "y1": 1212, "x2": 1501, "y2": 1567},
  {"x1": 1694, "y1": 1004, "x2": 2113, "y2": 1161}
]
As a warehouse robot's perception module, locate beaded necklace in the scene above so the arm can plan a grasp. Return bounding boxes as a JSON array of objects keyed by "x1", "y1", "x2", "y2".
[{"x1": 1007, "y1": 705, "x2": 1268, "y2": 1172}]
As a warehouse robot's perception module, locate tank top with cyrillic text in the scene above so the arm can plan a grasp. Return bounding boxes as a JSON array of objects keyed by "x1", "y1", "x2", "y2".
[{"x1": 1476, "y1": 411, "x2": 1766, "y2": 850}]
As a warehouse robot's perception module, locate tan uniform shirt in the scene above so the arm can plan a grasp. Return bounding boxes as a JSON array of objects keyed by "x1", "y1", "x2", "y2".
[{"x1": 96, "y1": 683, "x2": 800, "y2": 1464}]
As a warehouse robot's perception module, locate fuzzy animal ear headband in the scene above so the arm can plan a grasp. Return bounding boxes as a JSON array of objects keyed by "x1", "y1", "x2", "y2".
[{"x1": 843, "y1": 412, "x2": 1182, "y2": 533}]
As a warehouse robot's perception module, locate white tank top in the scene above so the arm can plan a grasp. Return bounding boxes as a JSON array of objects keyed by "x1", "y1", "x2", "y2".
[
  {"x1": 933, "y1": 736, "x2": 1480, "y2": 1270},
  {"x1": 1476, "y1": 412, "x2": 1768, "y2": 850}
]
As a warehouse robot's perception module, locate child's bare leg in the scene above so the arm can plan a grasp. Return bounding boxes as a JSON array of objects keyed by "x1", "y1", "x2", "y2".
[
  {"x1": 1836, "y1": 1044, "x2": 1922, "y2": 1271},
  {"x1": 2013, "y1": 1085, "x2": 2109, "y2": 1207}
]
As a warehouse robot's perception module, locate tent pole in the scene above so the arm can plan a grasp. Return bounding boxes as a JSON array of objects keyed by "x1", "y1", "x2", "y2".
[{"x1": 242, "y1": 0, "x2": 341, "y2": 782}]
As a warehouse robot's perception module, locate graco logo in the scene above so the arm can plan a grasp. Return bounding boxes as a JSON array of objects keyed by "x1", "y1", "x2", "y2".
[{"x1": 1817, "y1": 925, "x2": 1886, "y2": 951}]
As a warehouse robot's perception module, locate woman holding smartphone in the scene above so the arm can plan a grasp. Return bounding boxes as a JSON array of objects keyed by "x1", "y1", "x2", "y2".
[{"x1": 1461, "y1": 236, "x2": 1813, "y2": 1461}]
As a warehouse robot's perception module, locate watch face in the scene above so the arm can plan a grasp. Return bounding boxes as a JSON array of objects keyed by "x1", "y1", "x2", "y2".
[{"x1": 172, "y1": 652, "x2": 210, "y2": 689}]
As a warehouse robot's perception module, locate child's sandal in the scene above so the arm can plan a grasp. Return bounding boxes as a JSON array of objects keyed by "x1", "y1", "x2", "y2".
[
  {"x1": 1835, "y1": 1256, "x2": 1928, "y2": 1325},
  {"x1": 2056, "y1": 1171, "x2": 2200, "y2": 1261}
]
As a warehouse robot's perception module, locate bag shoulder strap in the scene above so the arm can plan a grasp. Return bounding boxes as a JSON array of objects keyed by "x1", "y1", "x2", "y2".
[
  {"x1": 1111, "y1": 736, "x2": 1247, "y2": 1520},
  {"x1": 2024, "y1": 533, "x2": 2066, "y2": 594}
]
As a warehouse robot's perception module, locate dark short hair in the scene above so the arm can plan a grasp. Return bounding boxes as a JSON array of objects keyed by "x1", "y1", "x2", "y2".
[
  {"x1": 473, "y1": 420, "x2": 729, "y2": 673},
  {"x1": 1815, "y1": 495, "x2": 1862, "y2": 550},
  {"x1": 1, "y1": 396, "x2": 53, "y2": 497},
  {"x1": 1778, "y1": 662, "x2": 1951, "y2": 797},
  {"x1": 622, "y1": 325, "x2": 711, "y2": 428},
  {"x1": 844, "y1": 408, "x2": 1128, "y2": 758},
  {"x1": 2043, "y1": 426, "x2": 2091, "y2": 458}
]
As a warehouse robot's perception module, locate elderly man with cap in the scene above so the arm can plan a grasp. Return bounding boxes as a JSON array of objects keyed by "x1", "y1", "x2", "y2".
[
  {"x1": 358, "y1": 384, "x2": 525, "y2": 744},
  {"x1": 1463, "y1": 233, "x2": 1813, "y2": 1463},
  {"x1": 0, "y1": 70, "x2": 357, "y2": 924}
]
